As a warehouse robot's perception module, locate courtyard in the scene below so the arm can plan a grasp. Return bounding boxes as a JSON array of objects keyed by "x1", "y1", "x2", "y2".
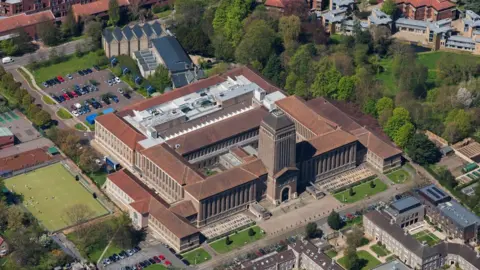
[
  {"x1": 338, "y1": 250, "x2": 381, "y2": 270},
  {"x1": 334, "y1": 179, "x2": 388, "y2": 204},
  {"x1": 386, "y1": 169, "x2": 411, "y2": 184},
  {"x1": 4, "y1": 163, "x2": 109, "y2": 231},
  {"x1": 412, "y1": 230, "x2": 441, "y2": 247}
]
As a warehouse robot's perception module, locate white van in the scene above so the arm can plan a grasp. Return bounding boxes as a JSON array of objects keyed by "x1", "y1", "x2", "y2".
[{"x1": 2, "y1": 57, "x2": 13, "y2": 64}]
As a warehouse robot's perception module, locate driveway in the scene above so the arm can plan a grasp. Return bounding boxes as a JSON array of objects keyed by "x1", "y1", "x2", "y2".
[
  {"x1": 41, "y1": 69, "x2": 143, "y2": 122},
  {"x1": 103, "y1": 243, "x2": 188, "y2": 270}
]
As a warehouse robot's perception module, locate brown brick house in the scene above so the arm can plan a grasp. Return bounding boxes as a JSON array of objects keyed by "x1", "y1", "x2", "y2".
[{"x1": 396, "y1": 0, "x2": 456, "y2": 21}]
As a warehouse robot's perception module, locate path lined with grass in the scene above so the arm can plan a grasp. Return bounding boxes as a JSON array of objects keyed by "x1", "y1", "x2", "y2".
[
  {"x1": 334, "y1": 179, "x2": 388, "y2": 204},
  {"x1": 370, "y1": 244, "x2": 390, "y2": 257},
  {"x1": 57, "y1": 108, "x2": 72, "y2": 119},
  {"x1": 387, "y1": 169, "x2": 411, "y2": 184},
  {"x1": 209, "y1": 226, "x2": 265, "y2": 254}
]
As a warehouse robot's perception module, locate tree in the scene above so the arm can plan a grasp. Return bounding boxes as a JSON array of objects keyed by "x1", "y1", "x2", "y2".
[
  {"x1": 328, "y1": 210, "x2": 342, "y2": 230},
  {"x1": 337, "y1": 76, "x2": 355, "y2": 101},
  {"x1": 279, "y1": 15, "x2": 301, "y2": 44},
  {"x1": 248, "y1": 227, "x2": 255, "y2": 237},
  {"x1": 349, "y1": 186, "x2": 355, "y2": 196},
  {"x1": 64, "y1": 204, "x2": 95, "y2": 225},
  {"x1": 305, "y1": 222, "x2": 318, "y2": 239},
  {"x1": 84, "y1": 20, "x2": 103, "y2": 50},
  {"x1": 384, "y1": 107, "x2": 411, "y2": 139},
  {"x1": 344, "y1": 246, "x2": 361, "y2": 270},
  {"x1": 33, "y1": 110, "x2": 51, "y2": 127},
  {"x1": 235, "y1": 20, "x2": 276, "y2": 65},
  {"x1": 363, "y1": 99, "x2": 377, "y2": 117},
  {"x1": 212, "y1": 33, "x2": 235, "y2": 61},
  {"x1": 128, "y1": 0, "x2": 140, "y2": 21},
  {"x1": 443, "y1": 109, "x2": 472, "y2": 142},
  {"x1": 375, "y1": 97, "x2": 394, "y2": 117},
  {"x1": 78, "y1": 150, "x2": 100, "y2": 174},
  {"x1": 149, "y1": 65, "x2": 171, "y2": 93},
  {"x1": 7, "y1": 206, "x2": 26, "y2": 230},
  {"x1": 62, "y1": 7, "x2": 79, "y2": 37},
  {"x1": 113, "y1": 214, "x2": 146, "y2": 249},
  {"x1": 175, "y1": 24, "x2": 213, "y2": 56},
  {"x1": 108, "y1": 0, "x2": 120, "y2": 26},
  {"x1": 394, "y1": 122, "x2": 415, "y2": 148},
  {"x1": 213, "y1": 0, "x2": 253, "y2": 47},
  {"x1": 311, "y1": 66, "x2": 342, "y2": 98},
  {"x1": 36, "y1": 21, "x2": 60, "y2": 46},
  {"x1": 381, "y1": 0, "x2": 397, "y2": 15},
  {"x1": 346, "y1": 226, "x2": 364, "y2": 248},
  {"x1": 175, "y1": 0, "x2": 205, "y2": 25},
  {"x1": 225, "y1": 235, "x2": 232, "y2": 245},
  {"x1": 406, "y1": 133, "x2": 441, "y2": 165},
  {"x1": 464, "y1": 0, "x2": 480, "y2": 14},
  {"x1": 262, "y1": 54, "x2": 284, "y2": 87},
  {"x1": 370, "y1": 180, "x2": 375, "y2": 188}
]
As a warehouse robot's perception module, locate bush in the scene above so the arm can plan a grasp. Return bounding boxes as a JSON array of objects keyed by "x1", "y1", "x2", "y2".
[{"x1": 152, "y1": 3, "x2": 170, "y2": 14}]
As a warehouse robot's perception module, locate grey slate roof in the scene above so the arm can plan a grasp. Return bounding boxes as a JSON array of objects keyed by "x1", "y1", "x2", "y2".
[
  {"x1": 112, "y1": 27, "x2": 124, "y2": 41},
  {"x1": 418, "y1": 184, "x2": 450, "y2": 205},
  {"x1": 391, "y1": 196, "x2": 421, "y2": 213},
  {"x1": 132, "y1": 24, "x2": 144, "y2": 38},
  {"x1": 103, "y1": 28, "x2": 114, "y2": 43},
  {"x1": 372, "y1": 260, "x2": 412, "y2": 270},
  {"x1": 143, "y1": 23, "x2": 153, "y2": 37},
  {"x1": 151, "y1": 21, "x2": 162, "y2": 36},
  {"x1": 122, "y1": 26, "x2": 134, "y2": 40},
  {"x1": 151, "y1": 36, "x2": 193, "y2": 73},
  {"x1": 437, "y1": 200, "x2": 480, "y2": 229},
  {"x1": 171, "y1": 73, "x2": 189, "y2": 88}
]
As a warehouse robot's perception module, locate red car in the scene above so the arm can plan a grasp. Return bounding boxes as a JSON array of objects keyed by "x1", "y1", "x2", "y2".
[
  {"x1": 70, "y1": 91, "x2": 78, "y2": 98},
  {"x1": 164, "y1": 260, "x2": 171, "y2": 266},
  {"x1": 135, "y1": 263, "x2": 142, "y2": 270},
  {"x1": 158, "y1": 255, "x2": 165, "y2": 260},
  {"x1": 153, "y1": 256, "x2": 161, "y2": 263},
  {"x1": 62, "y1": 93, "x2": 70, "y2": 100},
  {"x1": 57, "y1": 76, "x2": 65, "y2": 82}
]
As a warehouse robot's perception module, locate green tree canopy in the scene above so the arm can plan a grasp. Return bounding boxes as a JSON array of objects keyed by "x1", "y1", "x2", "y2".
[
  {"x1": 305, "y1": 222, "x2": 318, "y2": 239},
  {"x1": 84, "y1": 20, "x2": 103, "y2": 50},
  {"x1": 108, "y1": 0, "x2": 120, "y2": 26},
  {"x1": 213, "y1": 0, "x2": 253, "y2": 46},
  {"x1": 36, "y1": 21, "x2": 61, "y2": 46},
  {"x1": 443, "y1": 109, "x2": 472, "y2": 142},
  {"x1": 376, "y1": 97, "x2": 394, "y2": 117},
  {"x1": 327, "y1": 210, "x2": 342, "y2": 230},
  {"x1": 406, "y1": 133, "x2": 441, "y2": 165},
  {"x1": 394, "y1": 122, "x2": 415, "y2": 148},
  {"x1": 149, "y1": 65, "x2": 171, "y2": 93},
  {"x1": 381, "y1": 0, "x2": 397, "y2": 15},
  {"x1": 384, "y1": 107, "x2": 411, "y2": 139},
  {"x1": 262, "y1": 53, "x2": 284, "y2": 87},
  {"x1": 337, "y1": 76, "x2": 356, "y2": 101},
  {"x1": 62, "y1": 7, "x2": 79, "y2": 37},
  {"x1": 279, "y1": 15, "x2": 301, "y2": 44},
  {"x1": 235, "y1": 19, "x2": 276, "y2": 65}
]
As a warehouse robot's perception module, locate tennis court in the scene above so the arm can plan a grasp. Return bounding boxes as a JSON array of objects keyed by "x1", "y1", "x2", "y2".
[
  {"x1": 0, "y1": 110, "x2": 41, "y2": 143},
  {"x1": 413, "y1": 230, "x2": 441, "y2": 246},
  {"x1": 4, "y1": 163, "x2": 109, "y2": 231}
]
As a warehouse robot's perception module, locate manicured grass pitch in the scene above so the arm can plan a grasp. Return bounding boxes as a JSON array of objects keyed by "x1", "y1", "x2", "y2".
[
  {"x1": 4, "y1": 163, "x2": 108, "y2": 231},
  {"x1": 181, "y1": 248, "x2": 212, "y2": 265},
  {"x1": 325, "y1": 249, "x2": 338, "y2": 259},
  {"x1": 209, "y1": 226, "x2": 265, "y2": 254},
  {"x1": 338, "y1": 250, "x2": 381, "y2": 270},
  {"x1": 387, "y1": 169, "x2": 410, "y2": 184},
  {"x1": 334, "y1": 179, "x2": 388, "y2": 204},
  {"x1": 370, "y1": 244, "x2": 390, "y2": 257},
  {"x1": 413, "y1": 230, "x2": 441, "y2": 247}
]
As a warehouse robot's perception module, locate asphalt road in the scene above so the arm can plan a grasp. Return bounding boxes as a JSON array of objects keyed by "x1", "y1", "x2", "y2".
[{"x1": 1, "y1": 39, "x2": 85, "y2": 71}]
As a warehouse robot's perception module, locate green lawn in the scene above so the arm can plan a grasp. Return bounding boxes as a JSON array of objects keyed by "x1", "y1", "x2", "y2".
[
  {"x1": 386, "y1": 255, "x2": 396, "y2": 262},
  {"x1": 42, "y1": 95, "x2": 56, "y2": 105},
  {"x1": 370, "y1": 244, "x2": 390, "y2": 257},
  {"x1": 209, "y1": 226, "x2": 265, "y2": 254},
  {"x1": 28, "y1": 51, "x2": 102, "y2": 84},
  {"x1": 4, "y1": 163, "x2": 108, "y2": 231},
  {"x1": 338, "y1": 250, "x2": 381, "y2": 270},
  {"x1": 325, "y1": 249, "x2": 338, "y2": 258},
  {"x1": 334, "y1": 179, "x2": 388, "y2": 204},
  {"x1": 155, "y1": 9, "x2": 172, "y2": 18},
  {"x1": 88, "y1": 171, "x2": 108, "y2": 187},
  {"x1": 144, "y1": 265, "x2": 167, "y2": 270},
  {"x1": 376, "y1": 58, "x2": 396, "y2": 95},
  {"x1": 182, "y1": 248, "x2": 212, "y2": 265},
  {"x1": 413, "y1": 230, "x2": 441, "y2": 246},
  {"x1": 57, "y1": 108, "x2": 72, "y2": 119},
  {"x1": 343, "y1": 216, "x2": 363, "y2": 229},
  {"x1": 84, "y1": 121, "x2": 95, "y2": 130},
  {"x1": 75, "y1": 123, "x2": 87, "y2": 131},
  {"x1": 387, "y1": 169, "x2": 410, "y2": 184}
]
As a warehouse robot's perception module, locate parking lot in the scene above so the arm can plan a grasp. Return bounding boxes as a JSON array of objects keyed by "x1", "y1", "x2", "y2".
[
  {"x1": 103, "y1": 242, "x2": 188, "y2": 270},
  {"x1": 42, "y1": 69, "x2": 144, "y2": 122}
]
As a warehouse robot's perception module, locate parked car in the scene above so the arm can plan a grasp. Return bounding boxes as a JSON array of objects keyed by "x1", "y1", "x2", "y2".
[
  {"x1": 107, "y1": 79, "x2": 113, "y2": 86},
  {"x1": 66, "y1": 92, "x2": 74, "y2": 98},
  {"x1": 118, "y1": 88, "x2": 124, "y2": 94},
  {"x1": 127, "y1": 249, "x2": 134, "y2": 256},
  {"x1": 158, "y1": 255, "x2": 165, "y2": 260},
  {"x1": 78, "y1": 70, "x2": 85, "y2": 76},
  {"x1": 86, "y1": 68, "x2": 93, "y2": 73},
  {"x1": 42, "y1": 82, "x2": 49, "y2": 88},
  {"x1": 54, "y1": 78, "x2": 61, "y2": 84},
  {"x1": 153, "y1": 256, "x2": 161, "y2": 263},
  {"x1": 93, "y1": 65, "x2": 100, "y2": 71},
  {"x1": 111, "y1": 95, "x2": 119, "y2": 103},
  {"x1": 143, "y1": 260, "x2": 151, "y2": 266},
  {"x1": 66, "y1": 74, "x2": 73, "y2": 80},
  {"x1": 148, "y1": 258, "x2": 156, "y2": 264},
  {"x1": 57, "y1": 76, "x2": 65, "y2": 82},
  {"x1": 164, "y1": 260, "x2": 171, "y2": 266},
  {"x1": 102, "y1": 97, "x2": 111, "y2": 105},
  {"x1": 58, "y1": 95, "x2": 65, "y2": 102},
  {"x1": 72, "y1": 110, "x2": 79, "y2": 117},
  {"x1": 70, "y1": 91, "x2": 78, "y2": 98},
  {"x1": 115, "y1": 77, "x2": 121, "y2": 83},
  {"x1": 62, "y1": 93, "x2": 70, "y2": 100}
]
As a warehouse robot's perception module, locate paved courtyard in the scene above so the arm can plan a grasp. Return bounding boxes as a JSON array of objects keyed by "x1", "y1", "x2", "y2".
[
  {"x1": 42, "y1": 69, "x2": 143, "y2": 122},
  {"x1": 0, "y1": 109, "x2": 41, "y2": 143},
  {"x1": 201, "y1": 214, "x2": 254, "y2": 239}
]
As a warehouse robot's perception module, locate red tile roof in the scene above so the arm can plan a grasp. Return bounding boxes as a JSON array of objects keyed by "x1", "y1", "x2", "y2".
[
  {"x1": 184, "y1": 159, "x2": 266, "y2": 200},
  {"x1": 396, "y1": 0, "x2": 455, "y2": 10},
  {"x1": 96, "y1": 113, "x2": 146, "y2": 150},
  {"x1": 265, "y1": 0, "x2": 287, "y2": 8},
  {"x1": 307, "y1": 130, "x2": 358, "y2": 157},
  {"x1": 148, "y1": 198, "x2": 199, "y2": 238},
  {"x1": 0, "y1": 11, "x2": 55, "y2": 34},
  {"x1": 0, "y1": 148, "x2": 55, "y2": 172},
  {"x1": 169, "y1": 200, "x2": 197, "y2": 218},
  {"x1": 72, "y1": 0, "x2": 130, "y2": 19},
  {"x1": 140, "y1": 144, "x2": 205, "y2": 186},
  {"x1": 107, "y1": 169, "x2": 150, "y2": 201}
]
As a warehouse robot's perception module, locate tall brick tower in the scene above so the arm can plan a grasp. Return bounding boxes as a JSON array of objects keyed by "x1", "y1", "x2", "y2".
[{"x1": 258, "y1": 110, "x2": 298, "y2": 205}]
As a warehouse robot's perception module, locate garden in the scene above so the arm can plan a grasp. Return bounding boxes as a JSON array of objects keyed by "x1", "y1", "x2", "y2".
[
  {"x1": 370, "y1": 243, "x2": 390, "y2": 257},
  {"x1": 209, "y1": 226, "x2": 265, "y2": 254},
  {"x1": 338, "y1": 250, "x2": 381, "y2": 270},
  {"x1": 334, "y1": 179, "x2": 388, "y2": 204},
  {"x1": 181, "y1": 248, "x2": 211, "y2": 265},
  {"x1": 387, "y1": 168, "x2": 411, "y2": 184}
]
